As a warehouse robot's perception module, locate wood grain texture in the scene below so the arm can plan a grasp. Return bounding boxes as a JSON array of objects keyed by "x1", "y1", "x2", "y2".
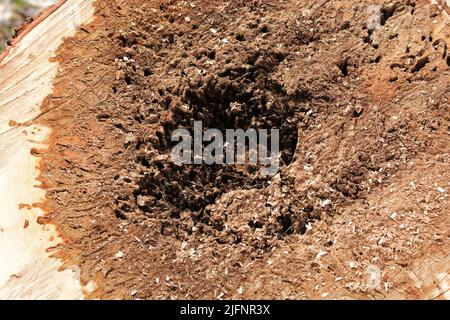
[{"x1": 0, "y1": 0, "x2": 94, "y2": 300}]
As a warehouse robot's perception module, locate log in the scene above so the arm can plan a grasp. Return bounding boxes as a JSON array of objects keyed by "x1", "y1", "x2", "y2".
[
  {"x1": 0, "y1": 0, "x2": 448, "y2": 301},
  {"x1": 0, "y1": 0, "x2": 94, "y2": 300}
]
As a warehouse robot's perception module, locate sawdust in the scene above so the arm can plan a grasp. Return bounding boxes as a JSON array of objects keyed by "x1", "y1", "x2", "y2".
[{"x1": 37, "y1": 0, "x2": 449, "y2": 299}]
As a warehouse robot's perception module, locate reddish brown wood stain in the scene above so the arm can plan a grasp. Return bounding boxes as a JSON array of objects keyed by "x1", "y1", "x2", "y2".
[{"x1": 8, "y1": 120, "x2": 20, "y2": 127}]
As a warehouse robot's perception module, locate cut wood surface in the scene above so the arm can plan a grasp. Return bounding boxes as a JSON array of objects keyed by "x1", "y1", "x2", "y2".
[
  {"x1": 0, "y1": 0, "x2": 94, "y2": 300},
  {"x1": 0, "y1": 0, "x2": 448, "y2": 300}
]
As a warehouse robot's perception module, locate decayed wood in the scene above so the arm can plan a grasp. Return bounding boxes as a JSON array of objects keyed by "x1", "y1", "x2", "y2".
[{"x1": 0, "y1": 0, "x2": 447, "y2": 300}]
